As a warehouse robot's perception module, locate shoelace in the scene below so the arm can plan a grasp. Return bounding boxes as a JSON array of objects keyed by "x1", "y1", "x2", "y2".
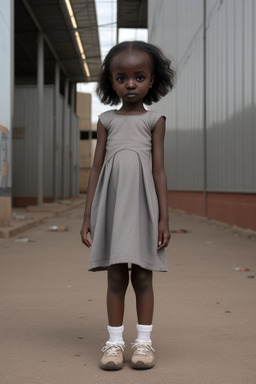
[
  {"x1": 131, "y1": 342, "x2": 155, "y2": 355},
  {"x1": 102, "y1": 343, "x2": 125, "y2": 356}
]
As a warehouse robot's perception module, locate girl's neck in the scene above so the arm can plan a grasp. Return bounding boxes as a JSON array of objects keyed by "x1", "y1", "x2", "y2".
[{"x1": 117, "y1": 101, "x2": 147, "y2": 115}]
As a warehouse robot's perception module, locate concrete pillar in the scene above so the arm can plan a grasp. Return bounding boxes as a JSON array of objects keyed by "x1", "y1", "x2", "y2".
[
  {"x1": 37, "y1": 33, "x2": 44, "y2": 206},
  {"x1": 0, "y1": 0, "x2": 14, "y2": 226},
  {"x1": 53, "y1": 62, "x2": 60, "y2": 201},
  {"x1": 62, "y1": 78, "x2": 69, "y2": 198},
  {"x1": 69, "y1": 83, "x2": 78, "y2": 197},
  {"x1": 203, "y1": 0, "x2": 207, "y2": 216},
  {"x1": 69, "y1": 83, "x2": 74, "y2": 197}
]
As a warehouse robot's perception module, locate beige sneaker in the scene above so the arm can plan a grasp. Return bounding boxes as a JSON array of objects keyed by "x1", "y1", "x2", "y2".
[
  {"x1": 131, "y1": 341, "x2": 155, "y2": 369},
  {"x1": 100, "y1": 342, "x2": 125, "y2": 370}
]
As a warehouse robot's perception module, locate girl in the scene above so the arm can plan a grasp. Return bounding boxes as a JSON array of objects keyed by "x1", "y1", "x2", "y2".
[{"x1": 80, "y1": 41, "x2": 174, "y2": 370}]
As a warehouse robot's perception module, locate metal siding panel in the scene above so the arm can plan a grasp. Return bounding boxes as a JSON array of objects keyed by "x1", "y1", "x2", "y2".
[
  {"x1": 253, "y1": 0, "x2": 256, "y2": 190},
  {"x1": 71, "y1": 116, "x2": 79, "y2": 197},
  {"x1": 43, "y1": 87, "x2": 54, "y2": 197},
  {"x1": 242, "y1": 0, "x2": 255, "y2": 190},
  {"x1": 225, "y1": 1, "x2": 236, "y2": 188},
  {"x1": 206, "y1": 0, "x2": 256, "y2": 192},
  {"x1": 63, "y1": 106, "x2": 71, "y2": 198},
  {"x1": 234, "y1": 0, "x2": 244, "y2": 189},
  {"x1": 55, "y1": 96, "x2": 64, "y2": 199},
  {"x1": 13, "y1": 86, "x2": 55, "y2": 199},
  {"x1": 13, "y1": 87, "x2": 79, "y2": 201},
  {"x1": 148, "y1": 0, "x2": 176, "y2": 189},
  {"x1": 149, "y1": 0, "x2": 255, "y2": 193},
  {"x1": 13, "y1": 87, "x2": 38, "y2": 197},
  {"x1": 149, "y1": 0, "x2": 204, "y2": 191},
  {"x1": 12, "y1": 89, "x2": 24, "y2": 196}
]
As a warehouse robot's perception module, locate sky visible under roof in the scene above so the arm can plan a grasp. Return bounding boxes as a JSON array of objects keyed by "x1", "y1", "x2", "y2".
[{"x1": 77, "y1": 0, "x2": 147, "y2": 123}]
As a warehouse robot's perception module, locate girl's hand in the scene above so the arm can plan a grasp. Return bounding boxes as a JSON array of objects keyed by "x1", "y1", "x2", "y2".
[
  {"x1": 158, "y1": 220, "x2": 171, "y2": 250},
  {"x1": 80, "y1": 119, "x2": 107, "y2": 249},
  {"x1": 80, "y1": 218, "x2": 92, "y2": 248}
]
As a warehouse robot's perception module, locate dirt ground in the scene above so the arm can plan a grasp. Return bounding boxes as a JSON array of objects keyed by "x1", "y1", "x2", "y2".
[{"x1": 0, "y1": 201, "x2": 255, "y2": 384}]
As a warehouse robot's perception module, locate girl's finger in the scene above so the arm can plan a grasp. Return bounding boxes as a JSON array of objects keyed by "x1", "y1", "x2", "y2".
[
  {"x1": 158, "y1": 232, "x2": 163, "y2": 249},
  {"x1": 81, "y1": 230, "x2": 91, "y2": 247},
  {"x1": 83, "y1": 239, "x2": 91, "y2": 248},
  {"x1": 158, "y1": 234, "x2": 170, "y2": 249},
  {"x1": 158, "y1": 234, "x2": 164, "y2": 249},
  {"x1": 163, "y1": 235, "x2": 170, "y2": 247},
  {"x1": 84, "y1": 239, "x2": 91, "y2": 247}
]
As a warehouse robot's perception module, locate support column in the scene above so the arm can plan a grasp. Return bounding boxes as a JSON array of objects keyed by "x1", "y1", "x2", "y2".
[
  {"x1": 53, "y1": 62, "x2": 60, "y2": 201},
  {"x1": 62, "y1": 78, "x2": 69, "y2": 198},
  {"x1": 116, "y1": 26, "x2": 119, "y2": 44},
  {"x1": 0, "y1": 0, "x2": 14, "y2": 226},
  {"x1": 37, "y1": 33, "x2": 44, "y2": 206},
  {"x1": 74, "y1": 88, "x2": 79, "y2": 197},
  {"x1": 203, "y1": 0, "x2": 207, "y2": 216},
  {"x1": 69, "y1": 83, "x2": 75, "y2": 197}
]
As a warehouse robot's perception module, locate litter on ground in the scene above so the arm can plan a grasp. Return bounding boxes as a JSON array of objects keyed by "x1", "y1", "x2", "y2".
[
  {"x1": 14, "y1": 237, "x2": 35, "y2": 243},
  {"x1": 234, "y1": 267, "x2": 250, "y2": 272},
  {"x1": 171, "y1": 229, "x2": 190, "y2": 234},
  {"x1": 48, "y1": 225, "x2": 68, "y2": 232}
]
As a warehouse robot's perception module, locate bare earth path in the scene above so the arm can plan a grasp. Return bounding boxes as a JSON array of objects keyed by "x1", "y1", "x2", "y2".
[{"x1": 0, "y1": 204, "x2": 255, "y2": 384}]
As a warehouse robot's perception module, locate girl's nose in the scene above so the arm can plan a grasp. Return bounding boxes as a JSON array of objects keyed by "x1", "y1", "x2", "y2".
[{"x1": 127, "y1": 79, "x2": 136, "y2": 88}]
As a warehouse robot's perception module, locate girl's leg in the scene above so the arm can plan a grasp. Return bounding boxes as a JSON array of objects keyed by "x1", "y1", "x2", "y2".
[
  {"x1": 131, "y1": 264, "x2": 154, "y2": 324},
  {"x1": 107, "y1": 263, "x2": 129, "y2": 326},
  {"x1": 100, "y1": 264, "x2": 129, "y2": 371},
  {"x1": 130, "y1": 264, "x2": 155, "y2": 370}
]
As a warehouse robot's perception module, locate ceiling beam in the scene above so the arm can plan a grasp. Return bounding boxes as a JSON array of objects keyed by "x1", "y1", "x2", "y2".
[
  {"x1": 57, "y1": 0, "x2": 89, "y2": 79},
  {"x1": 22, "y1": 0, "x2": 69, "y2": 78}
]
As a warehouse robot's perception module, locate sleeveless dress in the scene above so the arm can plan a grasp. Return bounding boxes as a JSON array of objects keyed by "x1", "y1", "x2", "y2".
[{"x1": 88, "y1": 110, "x2": 168, "y2": 272}]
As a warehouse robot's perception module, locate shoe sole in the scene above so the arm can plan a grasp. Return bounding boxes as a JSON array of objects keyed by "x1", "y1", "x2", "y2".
[
  {"x1": 100, "y1": 362, "x2": 123, "y2": 371},
  {"x1": 131, "y1": 361, "x2": 155, "y2": 370}
]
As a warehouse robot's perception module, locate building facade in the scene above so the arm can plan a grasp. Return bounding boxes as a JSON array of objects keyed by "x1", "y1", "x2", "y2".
[
  {"x1": 0, "y1": 0, "x2": 101, "y2": 228},
  {"x1": 149, "y1": 0, "x2": 256, "y2": 231}
]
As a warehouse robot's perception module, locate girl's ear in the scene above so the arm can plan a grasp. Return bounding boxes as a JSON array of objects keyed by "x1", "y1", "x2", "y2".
[{"x1": 150, "y1": 74, "x2": 155, "y2": 88}]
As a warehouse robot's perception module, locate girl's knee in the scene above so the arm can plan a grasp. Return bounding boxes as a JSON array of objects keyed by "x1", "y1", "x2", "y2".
[
  {"x1": 131, "y1": 265, "x2": 152, "y2": 294},
  {"x1": 108, "y1": 264, "x2": 129, "y2": 294}
]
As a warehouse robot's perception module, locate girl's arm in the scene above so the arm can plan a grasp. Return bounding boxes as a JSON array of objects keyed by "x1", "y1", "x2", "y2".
[
  {"x1": 152, "y1": 116, "x2": 171, "y2": 250},
  {"x1": 80, "y1": 119, "x2": 107, "y2": 247}
]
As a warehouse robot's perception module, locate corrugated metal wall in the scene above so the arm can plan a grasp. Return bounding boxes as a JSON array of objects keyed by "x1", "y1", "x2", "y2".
[
  {"x1": 54, "y1": 95, "x2": 64, "y2": 200},
  {"x1": 148, "y1": 0, "x2": 256, "y2": 193},
  {"x1": 206, "y1": 0, "x2": 255, "y2": 192},
  {"x1": 70, "y1": 113, "x2": 79, "y2": 197},
  {"x1": 13, "y1": 86, "x2": 79, "y2": 201},
  {"x1": 63, "y1": 104, "x2": 71, "y2": 198},
  {"x1": 42, "y1": 87, "x2": 54, "y2": 196},
  {"x1": 13, "y1": 87, "x2": 39, "y2": 197}
]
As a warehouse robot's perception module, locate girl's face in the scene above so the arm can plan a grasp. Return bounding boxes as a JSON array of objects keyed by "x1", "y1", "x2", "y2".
[{"x1": 110, "y1": 49, "x2": 155, "y2": 107}]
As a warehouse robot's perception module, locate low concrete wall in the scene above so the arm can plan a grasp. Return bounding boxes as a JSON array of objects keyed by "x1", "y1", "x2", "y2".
[
  {"x1": 0, "y1": 196, "x2": 11, "y2": 226},
  {"x1": 168, "y1": 191, "x2": 256, "y2": 231}
]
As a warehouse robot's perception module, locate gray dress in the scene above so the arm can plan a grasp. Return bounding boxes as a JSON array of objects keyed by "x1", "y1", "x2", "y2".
[{"x1": 89, "y1": 110, "x2": 168, "y2": 272}]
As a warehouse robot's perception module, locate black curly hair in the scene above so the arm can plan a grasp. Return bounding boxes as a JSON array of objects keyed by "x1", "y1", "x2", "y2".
[{"x1": 96, "y1": 41, "x2": 175, "y2": 106}]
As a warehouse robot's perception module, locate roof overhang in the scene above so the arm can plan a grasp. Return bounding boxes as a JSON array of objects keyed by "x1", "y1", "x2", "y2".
[
  {"x1": 117, "y1": 0, "x2": 147, "y2": 29},
  {"x1": 15, "y1": 0, "x2": 102, "y2": 84}
]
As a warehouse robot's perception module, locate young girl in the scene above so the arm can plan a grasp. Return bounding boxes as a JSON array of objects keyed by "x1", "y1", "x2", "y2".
[{"x1": 80, "y1": 40, "x2": 174, "y2": 370}]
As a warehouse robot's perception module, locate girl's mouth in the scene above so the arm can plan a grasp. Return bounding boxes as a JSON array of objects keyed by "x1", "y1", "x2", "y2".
[{"x1": 126, "y1": 92, "x2": 137, "y2": 96}]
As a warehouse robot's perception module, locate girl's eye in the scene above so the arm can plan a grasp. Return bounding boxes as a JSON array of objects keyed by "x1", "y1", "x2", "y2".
[
  {"x1": 117, "y1": 76, "x2": 125, "y2": 83},
  {"x1": 137, "y1": 75, "x2": 145, "y2": 82}
]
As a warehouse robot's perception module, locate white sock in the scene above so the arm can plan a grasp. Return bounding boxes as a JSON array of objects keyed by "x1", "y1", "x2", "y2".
[
  {"x1": 136, "y1": 324, "x2": 153, "y2": 343},
  {"x1": 107, "y1": 325, "x2": 125, "y2": 345}
]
